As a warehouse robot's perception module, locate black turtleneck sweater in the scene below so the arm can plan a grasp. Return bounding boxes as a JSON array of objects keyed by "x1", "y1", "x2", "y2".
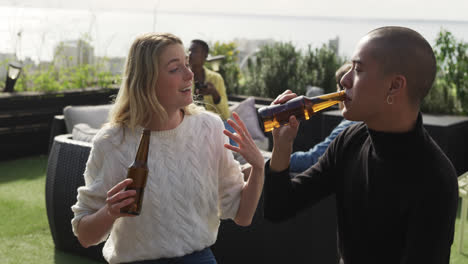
[{"x1": 264, "y1": 114, "x2": 459, "y2": 264}]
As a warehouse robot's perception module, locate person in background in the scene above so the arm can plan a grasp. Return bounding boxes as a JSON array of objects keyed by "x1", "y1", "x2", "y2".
[
  {"x1": 289, "y1": 62, "x2": 357, "y2": 173},
  {"x1": 264, "y1": 26, "x2": 458, "y2": 264},
  {"x1": 71, "y1": 33, "x2": 265, "y2": 264},
  {"x1": 188, "y1": 39, "x2": 236, "y2": 145},
  {"x1": 188, "y1": 39, "x2": 230, "y2": 120}
]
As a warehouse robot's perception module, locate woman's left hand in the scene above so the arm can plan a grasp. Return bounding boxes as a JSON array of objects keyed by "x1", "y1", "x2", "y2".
[{"x1": 224, "y1": 112, "x2": 264, "y2": 169}]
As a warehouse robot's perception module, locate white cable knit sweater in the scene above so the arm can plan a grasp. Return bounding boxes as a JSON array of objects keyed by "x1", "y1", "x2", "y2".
[{"x1": 71, "y1": 111, "x2": 244, "y2": 264}]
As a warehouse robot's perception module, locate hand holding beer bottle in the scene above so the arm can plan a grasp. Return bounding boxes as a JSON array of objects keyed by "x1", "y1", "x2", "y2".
[
  {"x1": 104, "y1": 129, "x2": 150, "y2": 219},
  {"x1": 258, "y1": 90, "x2": 346, "y2": 133},
  {"x1": 120, "y1": 129, "x2": 150, "y2": 215},
  {"x1": 265, "y1": 90, "x2": 302, "y2": 148},
  {"x1": 265, "y1": 90, "x2": 302, "y2": 172}
]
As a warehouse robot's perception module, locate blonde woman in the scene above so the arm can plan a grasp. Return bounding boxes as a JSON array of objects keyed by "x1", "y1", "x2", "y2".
[{"x1": 71, "y1": 33, "x2": 265, "y2": 264}]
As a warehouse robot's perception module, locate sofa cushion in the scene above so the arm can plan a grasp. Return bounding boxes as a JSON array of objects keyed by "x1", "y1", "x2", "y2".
[
  {"x1": 72, "y1": 123, "x2": 100, "y2": 143},
  {"x1": 63, "y1": 104, "x2": 113, "y2": 133},
  {"x1": 229, "y1": 97, "x2": 267, "y2": 142},
  {"x1": 254, "y1": 137, "x2": 269, "y2": 151}
]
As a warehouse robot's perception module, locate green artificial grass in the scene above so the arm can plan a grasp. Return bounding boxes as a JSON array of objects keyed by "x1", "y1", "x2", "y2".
[
  {"x1": 0, "y1": 156, "x2": 101, "y2": 264},
  {"x1": 0, "y1": 155, "x2": 467, "y2": 263}
]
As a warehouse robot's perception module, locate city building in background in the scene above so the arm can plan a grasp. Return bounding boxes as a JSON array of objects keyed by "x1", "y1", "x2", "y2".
[{"x1": 53, "y1": 39, "x2": 95, "y2": 68}]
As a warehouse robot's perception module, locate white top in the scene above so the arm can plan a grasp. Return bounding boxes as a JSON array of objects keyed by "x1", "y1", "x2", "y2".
[{"x1": 71, "y1": 111, "x2": 244, "y2": 264}]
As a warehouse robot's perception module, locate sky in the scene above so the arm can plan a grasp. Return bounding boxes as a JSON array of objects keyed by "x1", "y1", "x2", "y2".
[
  {"x1": 1, "y1": 0, "x2": 468, "y2": 22},
  {"x1": 0, "y1": 0, "x2": 467, "y2": 63}
]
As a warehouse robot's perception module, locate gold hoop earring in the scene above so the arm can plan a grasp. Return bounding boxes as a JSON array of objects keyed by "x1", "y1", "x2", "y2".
[{"x1": 386, "y1": 95, "x2": 394, "y2": 105}]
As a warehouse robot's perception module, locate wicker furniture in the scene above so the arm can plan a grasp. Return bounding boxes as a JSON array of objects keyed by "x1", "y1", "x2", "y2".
[{"x1": 46, "y1": 134, "x2": 105, "y2": 262}]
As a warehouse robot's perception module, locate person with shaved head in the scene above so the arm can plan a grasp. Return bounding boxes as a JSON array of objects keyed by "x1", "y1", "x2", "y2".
[{"x1": 263, "y1": 26, "x2": 458, "y2": 264}]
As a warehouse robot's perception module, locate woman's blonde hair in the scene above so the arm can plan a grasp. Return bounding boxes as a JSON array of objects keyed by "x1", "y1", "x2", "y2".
[{"x1": 109, "y1": 32, "x2": 201, "y2": 129}]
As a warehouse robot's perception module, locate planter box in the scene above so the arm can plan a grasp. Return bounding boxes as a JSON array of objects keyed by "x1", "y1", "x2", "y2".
[
  {"x1": 0, "y1": 87, "x2": 118, "y2": 161},
  {"x1": 422, "y1": 114, "x2": 468, "y2": 175},
  {"x1": 321, "y1": 110, "x2": 468, "y2": 175}
]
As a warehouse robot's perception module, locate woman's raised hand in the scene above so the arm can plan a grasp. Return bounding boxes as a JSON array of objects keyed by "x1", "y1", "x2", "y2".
[{"x1": 224, "y1": 112, "x2": 264, "y2": 169}]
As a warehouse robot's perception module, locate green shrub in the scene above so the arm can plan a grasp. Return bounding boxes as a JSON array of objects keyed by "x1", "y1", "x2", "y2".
[
  {"x1": 244, "y1": 55, "x2": 264, "y2": 96},
  {"x1": 421, "y1": 79, "x2": 459, "y2": 114},
  {"x1": 253, "y1": 42, "x2": 303, "y2": 98},
  {"x1": 423, "y1": 29, "x2": 468, "y2": 114},
  {"x1": 3, "y1": 61, "x2": 118, "y2": 92},
  {"x1": 208, "y1": 41, "x2": 242, "y2": 95},
  {"x1": 97, "y1": 71, "x2": 118, "y2": 89},
  {"x1": 71, "y1": 64, "x2": 95, "y2": 89},
  {"x1": 301, "y1": 44, "x2": 345, "y2": 94},
  {"x1": 31, "y1": 65, "x2": 62, "y2": 92},
  {"x1": 242, "y1": 41, "x2": 343, "y2": 98}
]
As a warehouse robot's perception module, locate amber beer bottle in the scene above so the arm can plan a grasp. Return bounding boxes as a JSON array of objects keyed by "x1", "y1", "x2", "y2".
[
  {"x1": 258, "y1": 90, "x2": 346, "y2": 132},
  {"x1": 120, "y1": 129, "x2": 150, "y2": 215}
]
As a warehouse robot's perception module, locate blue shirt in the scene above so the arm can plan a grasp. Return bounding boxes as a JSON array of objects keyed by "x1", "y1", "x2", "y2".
[{"x1": 290, "y1": 119, "x2": 356, "y2": 173}]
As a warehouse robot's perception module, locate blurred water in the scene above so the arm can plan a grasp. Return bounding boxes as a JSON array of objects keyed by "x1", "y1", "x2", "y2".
[{"x1": 1, "y1": 6, "x2": 467, "y2": 62}]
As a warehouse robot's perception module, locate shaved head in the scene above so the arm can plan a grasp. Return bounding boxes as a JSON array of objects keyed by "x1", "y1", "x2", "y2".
[{"x1": 366, "y1": 26, "x2": 436, "y2": 106}]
